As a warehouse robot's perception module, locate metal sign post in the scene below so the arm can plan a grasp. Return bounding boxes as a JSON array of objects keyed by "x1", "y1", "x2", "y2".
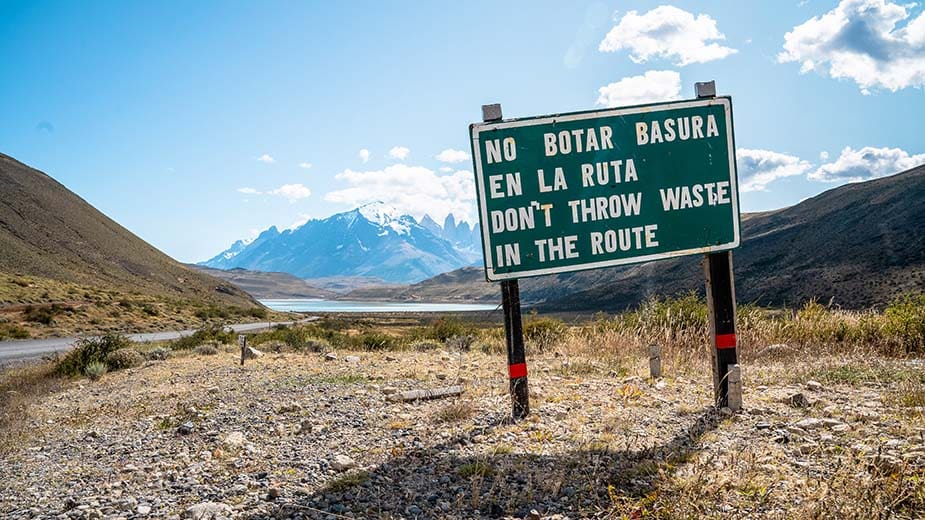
[
  {"x1": 696, "y1": 80, "x2": 740, "y2": 410},
  {"x1": 483, "y1": 103, "x2": 529, "y2": 420}
]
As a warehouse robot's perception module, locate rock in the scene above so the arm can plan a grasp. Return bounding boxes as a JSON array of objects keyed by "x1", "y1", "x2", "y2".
[
  {"x1": 407, "y1": 504, "x2": 423, "y2": 516},
  {"x1": 344, "y1": 355, "x2": 361, "y2": 364},
  {"x1": 137, "y1": 504, "x2": 152, "y2": 515},
  {"x1": 267, "y1": 487, "x2": 282, "y2": 500},
  {"x1": 177, "y1": 421, "x2": 194, "y2": 435},
  {"x1": 794, "y1": 418, "x2": 824, "y2": 430},
  {"x1": 755, "y1": 422, "x2": 771, "y2": 430},
  {"x1": 297, "y1": 419, "x2": 313, "y2": 434},
  {"x1": 806, "y1": 380, "x2": 823, "y2": 391},
  {"x1": 182, "y1": 502, "x2": 233, "y2": 520},
  {"x1": 243, "y1": 346, "x2": 263, "y2": 359},
  {"x1": 789, "y1": 393, "x2": 810, "y2": 408},
  {"x1": 324, "y1": 352, "x2": 338, "y2": 361},
  {"x1": 381, "y1": 386, "x2": 399, "y2": 395},
  {"x1": 222, "y1": 431, "x2": 246, "y2": 449},
  {"x1": 527, "y1": 510, "x2": 542, "y2": 520},
  {"x1": 831, "y1": 423, "x2": 851, "y2": 433},
  {"x1": 331, "y1": 454, "x2": 356, "y2": 471},
  {"x1": 654, "y1": 380, "x2": 667, "y2": 390}
]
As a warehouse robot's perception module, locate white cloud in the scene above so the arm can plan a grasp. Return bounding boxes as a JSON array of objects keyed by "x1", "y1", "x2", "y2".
[
  {"x1": 439, "y1": 166, "x2": 454, "y2": 173},
  {"x1": 820, "y1": 151, "x2": 830, "y2": 160},
  {"x1": 435, "y1": 148, "x2": 470, "y2": 163},
  {"x1": 599, "y1": 6, "x2": 737, "y2": 65},
  {"x1": 269, "y1": 183, "x2": 312, "y2": 201},
  {"x1": 388, "y1": 146, "x2": 410, "y2": 161},
  {"x1": 324, "y1": 164, "x2": 476, "y2": 223},
  {"x1": 736, "y1": 148, "x2": 813, "y2": 192},
  {"x1": 237, "y1": 183, "x2": 312, "y2": 201},
  {"x1": 597, "y1": 70, "x2": 682, "y2": 107},
  {"x1": 778, "y1": 0, "x2": 925, "y2": 93},
  {"x1": 359, "y1": 149, "x2": 370, "y2": 163},
  {"x1": 809, "y1": 145, "x2": 925, "y2": 182},
  {"x1": 299, "y1": 162, "x2": 313, "y2": 169},
  {"x1": 257, "y1": 154, "x2": 275, "y2": 164}
]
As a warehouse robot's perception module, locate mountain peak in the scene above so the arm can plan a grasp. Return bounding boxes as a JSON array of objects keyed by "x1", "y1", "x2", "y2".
[{"x1": 356, "y1": 201, "x2": 404, "y2": 226}]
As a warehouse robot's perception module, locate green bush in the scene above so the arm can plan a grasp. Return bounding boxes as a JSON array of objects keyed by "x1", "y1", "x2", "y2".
[
  {"x1": 427, "y1": 318, "x2": 471, "y2": 342},
  {"x1": 105, "y1": 348, "x2": 144, "y2": 370},
  {"x1": 146, "y1": 347, "x2": 170, "y2": 361},
  {"x1": 358, "y1": 332, "x2": 397, "y2": 351},
  {"x1": 0, "y1": 323, "x2": 30, "y2": 340},
  {"x1": 883, "y1": 294, "x2": 925, "y2": 352},
  {"x1": 22, "y1": 304, "x2": 66, "y2": 325},
  {"x1": 523, "y1": 316, "x2": 567, "y2": 350},
  {"x1": 85, "y1": 361, "x2": 107, "y2": 381},
  {"x1": 170, "y1": 326, "x2": 235, "y2": 350},
  {"x1": 409, "y1": 339, "x2": 442, "y2": 351},
  {"x1": 194, "y1": 344, "x2": 219, "y2": 356},
  {"x1": 56, "y1": 334, "x2": 130, "y2": 377}
]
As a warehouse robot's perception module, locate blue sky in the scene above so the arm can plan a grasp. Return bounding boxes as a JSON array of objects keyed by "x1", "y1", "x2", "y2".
[{"x1": 1, "y1": 0, "x2": 923, "y2": 262}]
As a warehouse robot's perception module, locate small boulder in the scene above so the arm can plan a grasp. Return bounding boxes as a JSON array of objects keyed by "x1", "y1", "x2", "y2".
[
  {"x1": 805, "y1": 380, "x2": 823, "y2": 391},
  {"x1": 181, "y1": 502, "x2": 233, "y2": 520},
  {"x1": 324, "y1": 352, "x2": 338, "y2": 361},
  {"x1": 177, "y1": 421, "x2": 194, "y2": 435},
  {"x1": 789, "y1": 393, "x2": 810, "y2": 408},
  {"x1": 344, "y1": 355, "x2": 361, "y2": 364},
  {"x1": 222, "y1": 431, "x2": 246, "y2": 449},
  {"x1": 243, "y1": 346, "x2": 263, "y2": 360},
  {"x1": 331, "y1": 454, "x2": 356, "y2": 472}
]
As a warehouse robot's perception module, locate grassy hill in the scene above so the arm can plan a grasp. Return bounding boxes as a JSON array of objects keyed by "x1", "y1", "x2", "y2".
[
  {"x1": 190, "y1": 266, "x2": 337, "y2": 299},
  {"x1": 0, "y1": 153, "x2": 269, "y2": 339},
  {"x1": 348, "y1": 164, "x2": 925, "y2": 311}
]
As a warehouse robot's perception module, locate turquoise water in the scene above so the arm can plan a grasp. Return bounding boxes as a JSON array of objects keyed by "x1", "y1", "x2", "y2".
[{"x1": 260, "y1": 299, "x2": 497, "y2": 313}]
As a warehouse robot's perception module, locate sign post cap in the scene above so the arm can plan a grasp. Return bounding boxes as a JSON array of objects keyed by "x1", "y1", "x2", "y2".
[{"x1": 481, "y1": 104, "x2": 503, "y2": 122}]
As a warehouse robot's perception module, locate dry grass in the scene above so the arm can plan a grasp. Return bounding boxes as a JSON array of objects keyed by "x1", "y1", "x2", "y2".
[{"x1": 0, "y1": 361, "x2": 66, "y2": 454}]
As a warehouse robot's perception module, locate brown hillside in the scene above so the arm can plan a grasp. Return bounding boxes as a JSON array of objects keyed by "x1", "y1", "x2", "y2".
[{"x1": 0, "y1": 153, "x2": 258, "y2": 310}]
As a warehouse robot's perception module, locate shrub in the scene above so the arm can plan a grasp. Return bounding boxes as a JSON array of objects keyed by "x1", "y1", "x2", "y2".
[
  {"x1": 409, "y1": 339, "x2": 442, "y2": 351},
  {"x1": 146, "y1": 347, "x2": 170, "y2": 361},
  {"x1": 194, "y1": 344, "x2": 219, "y2": 356},
  {"x1": 305, "y1": 337, "x2": 331, "y2": 352},
  {"x1": 0, "y1": 324, "x2": 30, "y2": 340},
  {"x1": 445, "y1": 335, "x2": 475, "y2": 351},
  {"x1": 170, "y1": 326, "x2": 235, "y2": 350},
  {"x1": 883, "y1": 294, "x2": 925, "y2": 352},
  {"x1": 105, "y1": 348, "x2": 144, "y2": 370},
  {"x1": 56, "y1": 334, "x2": 130, "y2": 377},
  {"x1": 523, "y1": 316, "x2": 567, "y2": 350},
  {"x1": 427, "y1": 318, "x2": 471, "y2": 342},
  {"x1": 358, "y1": 332, "x2": 397, "y2": 351},
  {"x1": 84, "y1": 361, "x2": 107, "y2": 381},
  {"x1": 22, "y1": 304, "x2": 66, "y2": 325}
]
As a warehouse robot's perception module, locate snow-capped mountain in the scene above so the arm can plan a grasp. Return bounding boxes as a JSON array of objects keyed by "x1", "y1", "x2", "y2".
[{"x1": 201, "y1": 202, "x2": 482, "y2": 284}]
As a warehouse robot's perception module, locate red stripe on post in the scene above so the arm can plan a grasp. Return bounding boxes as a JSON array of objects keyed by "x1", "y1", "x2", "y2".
[
  {"x1": 716, "y1": 333, "x2": 737, "y2": 349},
  {"x1": 508, "y1": 363, "x2": 527, "y2": 379}
]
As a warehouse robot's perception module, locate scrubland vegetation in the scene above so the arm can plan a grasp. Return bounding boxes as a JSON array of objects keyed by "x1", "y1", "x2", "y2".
[{"x1": 2, "y1": 292, "x2": 924, "y2": 518}]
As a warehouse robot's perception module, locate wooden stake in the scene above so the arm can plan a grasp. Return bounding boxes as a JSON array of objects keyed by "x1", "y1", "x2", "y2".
[
  {"x1": 483, "y1": 102, "x2": 529, "y2": 420},
  {"x1": 239, "y1": 335, "x2": 246, "y2": 366},
  {"x1": 697, "y1": 80, "x2": 741, "y2": 409},
  {"x1": 649, "y1": 344, "x2": 662, "y2": 379}
]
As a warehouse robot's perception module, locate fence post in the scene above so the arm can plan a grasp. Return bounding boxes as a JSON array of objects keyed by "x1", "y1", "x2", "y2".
[
  {"x1": 649, "y1": 344, "x2": 662, "y2": 379},
  {"x1": 696, "y1": 80, "x2": 741, "y2": 409},
  {"x1": 239, "y1": 334, "x2": 246, "y2": 367},
  {"x1": 483, "y1": 102, "x2": 529, "y2": 420}
]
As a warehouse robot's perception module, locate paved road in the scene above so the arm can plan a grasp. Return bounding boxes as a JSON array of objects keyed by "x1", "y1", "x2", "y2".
[{"x1": 0, "y1": 318, "x2": 317, "y2": 364}]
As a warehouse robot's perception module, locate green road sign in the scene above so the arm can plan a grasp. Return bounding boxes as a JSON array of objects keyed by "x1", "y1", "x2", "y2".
[{"x1": 469, "y1": 97, "x2": 740, "y2": 282}]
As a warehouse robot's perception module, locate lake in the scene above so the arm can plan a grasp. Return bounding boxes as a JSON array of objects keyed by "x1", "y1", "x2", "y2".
[{"x1": 260, "y1": 299, "x2": 498, "y2": 313}]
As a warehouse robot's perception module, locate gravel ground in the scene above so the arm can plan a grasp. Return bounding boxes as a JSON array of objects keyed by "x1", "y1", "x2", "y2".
[{"x1": 1, "y1": 348, "x2": 923, "y2": 519}]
